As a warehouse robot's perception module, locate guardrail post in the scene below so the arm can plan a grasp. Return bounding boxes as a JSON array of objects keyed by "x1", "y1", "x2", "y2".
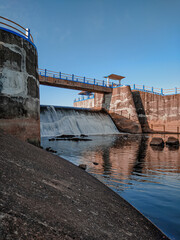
[
  {"x1": 161, "y1": 88, "x2": 163, "y2": 95},
  {"x1": 133, "y1": 84, "x2": 135, "y2": 90},
  {"x1": 175, "y1": 87, "x2": 177, "y2": 94},
  {"x1": 72, "y1": 74, "x2": 74, "y2": 81},
  {"x1": 94, "y1": 79, "x2": 96, "y2": 85},
  {"x1": 143, "y1": 85, "x2": 145, "y2": 91},
  {"x1": 151, "y1": 87, "x2": 153, "y2": 93},
  {"x1": 84, "y1": 77, "x2": 85, "y2": 83},
  {"x1": 45, "y1": 69, "x2": 47, "y2": 77},
  {"x1": 59, "y1": 72, "x2": 61, "y2": 79},
  {"x1": 26, "y1": 28, "x2": 30, "y2": 40}
]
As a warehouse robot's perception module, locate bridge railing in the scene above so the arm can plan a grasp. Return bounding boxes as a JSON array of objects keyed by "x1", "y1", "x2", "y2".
[
  {"x1": 0, "y1": 16, "x2": 34, "y2": 43},
  {"x1": 38, "y1": 68, "x2": 114, "y2": 87},
  {"x1": 39, "y1": 68, "x2": 180, "y2": 96},
  {"x1": 128, "y1": 84, "x2": 180, "y2": 95},
  {"x1": 74, "y1": 94, "x2": 95, "y2": 103}
]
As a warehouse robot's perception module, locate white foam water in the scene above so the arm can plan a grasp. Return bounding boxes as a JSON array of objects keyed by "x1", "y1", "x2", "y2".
[{"x1": 40, "y1": 105, "x2": 120, "y2": 137}]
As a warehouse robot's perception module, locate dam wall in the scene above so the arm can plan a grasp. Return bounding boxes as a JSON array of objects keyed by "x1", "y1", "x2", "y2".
[
  {"x1": 74, "y1": 86, "x2": 142, "y2": 133},
  {"x1": 132, "y1": 90, "x2": 180, "y2": 133},
  {"x1": 0, "y1": 29, "x2": 40, "y2": 145},
  {"x1": 74, "y1": 86, "x2": 180, "y2": 133}
]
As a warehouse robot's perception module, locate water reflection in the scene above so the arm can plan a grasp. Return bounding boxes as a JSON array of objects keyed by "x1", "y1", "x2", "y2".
[
  {"x1": 41, "y1": 134, "x2": 180, "y2": 239},
  {"x1": 132, "y1": 136, "x2": 148, "y2": 175}
]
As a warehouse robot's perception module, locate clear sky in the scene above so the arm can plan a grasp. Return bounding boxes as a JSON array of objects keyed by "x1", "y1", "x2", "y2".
[{"x1": 1, "y1": 0, "x2": 180, "y2": 106}]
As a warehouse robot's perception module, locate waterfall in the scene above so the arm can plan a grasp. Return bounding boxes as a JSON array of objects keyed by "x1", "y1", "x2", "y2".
[{"x1": 40, "y1": 105, "x2": 119, "y2": 137}]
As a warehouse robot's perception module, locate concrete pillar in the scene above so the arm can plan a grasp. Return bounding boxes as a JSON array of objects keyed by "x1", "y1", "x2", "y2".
[
  {"x1": 0, "y1": 28, "x2": 40, "y2": 146},
  {"x1": 107, "y1": 77, "x2": 109, "y2": 87}
]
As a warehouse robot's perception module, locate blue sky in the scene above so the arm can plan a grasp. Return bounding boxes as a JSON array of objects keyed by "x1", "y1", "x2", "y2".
[{"x1": 1, "y1": 0, "x2": 180, "y2": 106}]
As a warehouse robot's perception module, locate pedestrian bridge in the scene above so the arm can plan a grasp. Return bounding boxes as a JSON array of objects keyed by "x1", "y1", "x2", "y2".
[{"x1": 39, "y1": 69, "x2": 113, "y2": 93}]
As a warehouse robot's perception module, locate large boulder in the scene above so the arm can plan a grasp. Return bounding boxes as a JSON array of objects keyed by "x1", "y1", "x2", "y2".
[
  {"x1": 150, "y1": 138, "x2": 164, "y2": 147},
  {"x1": 166, "y1": 137, "x2": 179, "y2": 146}
]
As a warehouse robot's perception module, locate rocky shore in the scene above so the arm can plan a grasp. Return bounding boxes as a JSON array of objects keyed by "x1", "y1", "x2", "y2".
[{"x1": 0, "y1": 132, "x2": 169, "y2": 239}]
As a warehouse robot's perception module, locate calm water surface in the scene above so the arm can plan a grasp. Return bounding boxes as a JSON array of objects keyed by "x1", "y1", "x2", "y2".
[{"x1": 41, "y1": 134, "x2": 180, "y2": 240}]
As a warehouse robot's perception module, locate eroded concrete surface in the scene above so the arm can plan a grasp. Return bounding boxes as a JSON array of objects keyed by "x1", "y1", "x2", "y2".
[
  {"x1": 0, "y1": 29, "x2": 40, "y2": 145},
  {"x1": 0, "y1": 132, "x2": 169, "y2": 239}
]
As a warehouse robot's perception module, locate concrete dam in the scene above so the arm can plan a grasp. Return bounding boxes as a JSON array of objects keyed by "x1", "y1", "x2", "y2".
[
  {"x1": 74, "y1": 86, "x2": 180, "y2": 134},
  {"x1": 0, "y1": 16, "x2": 175, "y2": 240},
  {"x1": 1, "y1": 17, "x2": 180, "y2": 144}
]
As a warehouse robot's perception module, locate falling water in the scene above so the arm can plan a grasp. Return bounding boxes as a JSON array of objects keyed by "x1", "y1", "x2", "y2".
[{"x1": 40, "y1": 105, "x2": 119, "y2": 137}]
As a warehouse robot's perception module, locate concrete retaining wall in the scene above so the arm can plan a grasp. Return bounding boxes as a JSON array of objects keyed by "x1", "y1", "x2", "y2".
[
  {"x1": 74, "y1": 86, "x2": 180, "y2": 134},
  {"x1": 0, "y1": 29, "x2": 40, "y2": 145},
  {"x1": 74, "y1": 98, "x2": 94, "y2": 108},
  {"x1": 74, "y1": 86, "x2": 142, "y2": 133},
  {"x1": 132, "y1": 91, "x2": 180, "y2": 133}
]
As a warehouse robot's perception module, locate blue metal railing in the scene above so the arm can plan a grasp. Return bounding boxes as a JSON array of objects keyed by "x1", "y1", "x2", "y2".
[
  {"x1": 112, "y1": 83, "x2": 180, "y2": 96},
  {"x1": 38, "y1": 68, "x2": 113, "y2": 88},
  {"x1": 39, "y1": 69, "x2": 180, "y2": 97},
  {"x1": 0, "y1": 16, "x2": 34, "y2": 45},
  {"x1": 129, "y1": 84, "x2": 180, "y2": 96},
  {"x1": 74, "y1": 94, "x2": 95, "y2": 103}
]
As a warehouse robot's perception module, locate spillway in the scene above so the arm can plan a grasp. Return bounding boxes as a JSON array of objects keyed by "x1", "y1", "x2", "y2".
[{"x1": 40, "y1": 105, "x2": 119, "y2": 137}]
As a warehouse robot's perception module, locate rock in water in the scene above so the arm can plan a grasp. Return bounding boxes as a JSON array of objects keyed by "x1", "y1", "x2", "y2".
[
  {"x1": 49, "y1": 138, "x2": 55, "y2": 141},
  {"x1": 46, "y1": 147, "x2": 51, "y2": 151},
  {"x1": 46, "y1": 147, "x2": 57, "y2": 153},
  {"x1": 80, "y1": 134, "x2": 88, "y2": 137},
  {"x1": 166, "y1": 137, "x2": 179, "y2": 146},
  {"x1": 56, "y1": 135, "x2": 76, "y2": 138},
  {"x1": 78, "y1": 164, "x2": 87, "y2": 170},
  {"x1": 150, "y1": 138, "x2": 164, "y2": 147}
]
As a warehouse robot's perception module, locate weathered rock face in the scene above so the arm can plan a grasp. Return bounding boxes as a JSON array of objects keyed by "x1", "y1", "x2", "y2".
[{"x1": 0, "y1": 29, "x2": 40, "y2": 145}]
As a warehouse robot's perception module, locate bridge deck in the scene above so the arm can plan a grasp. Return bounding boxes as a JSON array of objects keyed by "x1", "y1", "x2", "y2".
[{"x1": 39, "y1": 69, "x2": 113, "y2": 93}]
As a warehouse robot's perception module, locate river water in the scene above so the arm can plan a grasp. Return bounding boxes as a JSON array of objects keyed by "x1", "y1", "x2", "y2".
[{"x1": 41, "y1": 133, "x2": 180, "y2": 240}]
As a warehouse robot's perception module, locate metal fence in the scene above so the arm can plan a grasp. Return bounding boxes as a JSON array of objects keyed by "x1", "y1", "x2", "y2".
[
  {"x1": 38, "y1": 68, "x2": 114, "y2": 87},
  {"x1": 38, "y1": 69, "x2": 180, "y2": 100},
  {"x1": 74, "y1": 94, "x2": 95, "y2": 103},
  {"x1": 129, "y1": 84, "x2": 180, "y2": 95},
  {"x1": 0, "y1": 16, "x2": 34, "y2": 43}
]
